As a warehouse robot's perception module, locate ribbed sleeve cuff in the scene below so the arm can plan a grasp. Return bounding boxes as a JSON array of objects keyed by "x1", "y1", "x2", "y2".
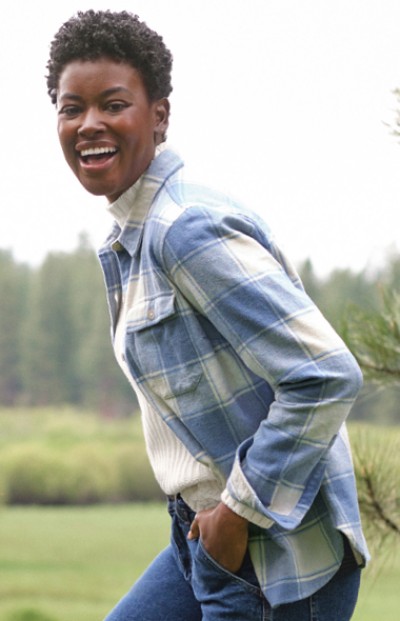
[{"x1": 221, "y1": 458, "x2": 274, "y2": 529}]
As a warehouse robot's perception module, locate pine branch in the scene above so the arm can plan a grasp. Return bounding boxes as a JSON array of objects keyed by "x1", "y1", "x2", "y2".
[
  {"x1": 357, "y1": 360, "x2": 400, "y2": 379},
  {"x1": 342, "y1": 289, "x2": 400, "y2": 387},
  {"x1": 363, "y1": 469, "x2": 400, "y2": 536},
  {"x1": 349, "y1": 424, "x2": 400, "y2": 560}
]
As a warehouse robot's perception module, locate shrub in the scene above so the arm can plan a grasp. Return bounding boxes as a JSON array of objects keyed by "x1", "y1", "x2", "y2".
[
  {"x1": 1, "y1": 445, "x2": 116, "y2": 505},
  {"x1": 113, "y1": 444, "x2": 164, "y2": 502},
  {"x1": 8, "y1": 609, "x2": 58, "y2": 621},
  {"x1": 0, "y1": 409, "x2": 164, "y2": 505},
  {"x1": 1, "y1": 445, "x2": 76, "y2": 505},
  {"x1": 0, "y1": 439, "x2": 162, "y2": 506}
]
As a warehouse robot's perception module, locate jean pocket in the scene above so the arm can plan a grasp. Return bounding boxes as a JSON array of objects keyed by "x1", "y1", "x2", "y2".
[
  {"x1": 170, "y1": 514, "x2": 193, "y2": 581},
  {"x1": 194, "y1": 538, "x2": 260, "y2": 595}
]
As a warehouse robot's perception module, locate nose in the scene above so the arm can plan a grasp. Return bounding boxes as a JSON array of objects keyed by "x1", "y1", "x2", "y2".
[{"x1": 78, "y1": 107, "x2": 105, "y2": 137}]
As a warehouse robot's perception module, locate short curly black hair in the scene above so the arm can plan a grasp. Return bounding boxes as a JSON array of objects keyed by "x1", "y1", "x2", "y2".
[{"x1": 46, "y1": 9, "x2": 173, "y2": 105}]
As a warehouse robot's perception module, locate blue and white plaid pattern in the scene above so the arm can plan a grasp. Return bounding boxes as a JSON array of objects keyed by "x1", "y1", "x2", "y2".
[{"x1": 98, "y1": 148, "x2": 369, "y2": 607}]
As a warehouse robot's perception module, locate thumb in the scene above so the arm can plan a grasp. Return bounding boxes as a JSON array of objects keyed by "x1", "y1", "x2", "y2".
[{"x1": 187, "y1": 516, "x2": 200, "y2": 540}]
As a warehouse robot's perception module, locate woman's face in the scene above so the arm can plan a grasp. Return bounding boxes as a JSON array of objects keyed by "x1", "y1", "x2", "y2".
[{"x1": 57, "y1": 58, "x2": 169, "y2": 202}]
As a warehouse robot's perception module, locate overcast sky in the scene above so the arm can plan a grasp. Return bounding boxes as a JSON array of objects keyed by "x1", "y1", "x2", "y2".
[{"x1": 1, "y1": 0, "x2": 400, "y2": 276}]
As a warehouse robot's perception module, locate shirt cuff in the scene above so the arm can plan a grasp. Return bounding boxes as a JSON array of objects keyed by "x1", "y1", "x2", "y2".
[{"x1": 221, "y1": 457, "x2": 274, "y2": 529}]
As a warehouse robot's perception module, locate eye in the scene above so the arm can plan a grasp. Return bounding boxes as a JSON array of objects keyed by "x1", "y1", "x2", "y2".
[
  {"x1": 58, "y1": 104, "x2": 82, "y2": 118},
  {"x1": 105, "y1": 100, "x2": 130, "y2": 113}
]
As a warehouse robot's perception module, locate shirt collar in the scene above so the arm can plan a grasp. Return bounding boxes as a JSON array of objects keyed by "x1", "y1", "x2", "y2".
[{"x1": 103, "y1": 144, "x2": 183, "y2": 257}]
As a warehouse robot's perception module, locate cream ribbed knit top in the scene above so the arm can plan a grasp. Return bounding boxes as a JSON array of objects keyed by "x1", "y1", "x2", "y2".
[{"x1": 108, "y1": 157, "x2": 223, "y2": 512}]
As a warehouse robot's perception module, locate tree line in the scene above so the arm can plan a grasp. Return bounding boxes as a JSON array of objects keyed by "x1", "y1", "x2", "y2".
[
  {"x1": 0, "y1": 233, "x2": 399, "y2": 422},
  {"x1": 0, "y1": 234, "x2": 135, "y2": 416}
]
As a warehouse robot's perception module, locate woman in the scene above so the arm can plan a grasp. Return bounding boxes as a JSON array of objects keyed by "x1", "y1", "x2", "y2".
[{"x1": 47, "y1": 10, "x2": 369, "y2": 621}]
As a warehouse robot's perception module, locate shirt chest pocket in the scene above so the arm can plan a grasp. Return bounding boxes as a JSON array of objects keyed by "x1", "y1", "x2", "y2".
[{"x1": 124, "y1": 292, "x2": 203, "y2": 400}]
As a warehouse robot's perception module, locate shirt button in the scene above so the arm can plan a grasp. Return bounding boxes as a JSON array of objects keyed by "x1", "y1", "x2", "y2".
[{"x1": 147, "y1": 309, "x2": 155, "y2": 320}]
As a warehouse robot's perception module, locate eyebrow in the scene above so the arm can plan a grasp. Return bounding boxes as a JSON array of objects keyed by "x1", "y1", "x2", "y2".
[{"x1": 58, "y1": 86, "x2": 133, "y2": 102}]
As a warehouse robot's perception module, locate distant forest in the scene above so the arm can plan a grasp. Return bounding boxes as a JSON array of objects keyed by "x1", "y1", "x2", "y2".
[{"x1": 1, "y1": 233, "x2": 399, "y2": 423}]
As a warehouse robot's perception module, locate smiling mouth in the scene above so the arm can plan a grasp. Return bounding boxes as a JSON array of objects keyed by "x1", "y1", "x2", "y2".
[{"x1": 79, "y1": 146, "x2": 118, "y2": 164}]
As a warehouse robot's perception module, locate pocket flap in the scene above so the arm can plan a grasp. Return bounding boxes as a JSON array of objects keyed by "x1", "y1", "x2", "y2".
[{"x1": 126, "y1": 292, "x2": 176, "y2": 331}]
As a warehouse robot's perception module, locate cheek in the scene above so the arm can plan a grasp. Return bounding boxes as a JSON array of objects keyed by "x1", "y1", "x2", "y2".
[
  {"x1": 57, "y1": 126, "x2": 66, "y2": 150},
  {"x1": 57, "y1": 119, "x2": 71, "y2": 144},
  {"x1": 57, "y1": 126, "x2": 74, "y2": 158}
]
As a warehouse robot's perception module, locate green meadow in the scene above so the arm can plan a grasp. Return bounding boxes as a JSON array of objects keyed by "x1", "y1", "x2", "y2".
[
  {"x1": 0, "y1": 503, "x2": 170, "y2": 621},
  {"x1": 0, "y1": 408, "x2": 399, "y2": 620},
  {"x1": 0, "y1": 503, "x2": 398, "y2": 621}
]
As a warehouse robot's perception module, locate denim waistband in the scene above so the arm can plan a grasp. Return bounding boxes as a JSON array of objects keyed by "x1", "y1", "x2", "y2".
[
  {"x1": 168, "y1": 494, "x2": 358, "y2": 573},
  {"x1": 167, "y1": 494, "x2": 196, "y2": 525}
]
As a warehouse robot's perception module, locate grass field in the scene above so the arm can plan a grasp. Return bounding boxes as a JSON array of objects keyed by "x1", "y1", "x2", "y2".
[
  {"x1": 0, "y1": 504, "x2": 170, "y2": 621},
  {"x1": 0, "y1": 504, "x2": 398, "y2": 621}
]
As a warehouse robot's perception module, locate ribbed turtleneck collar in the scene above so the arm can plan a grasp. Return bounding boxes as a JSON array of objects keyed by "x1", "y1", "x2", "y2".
[{"x1": 106, "y1": 143, "x2": 169, "y2": 229}]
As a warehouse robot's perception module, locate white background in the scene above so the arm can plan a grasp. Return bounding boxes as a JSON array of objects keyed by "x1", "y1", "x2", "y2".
[{"x1": 1, "y1": 0, "x2": 400, "y2": 276}]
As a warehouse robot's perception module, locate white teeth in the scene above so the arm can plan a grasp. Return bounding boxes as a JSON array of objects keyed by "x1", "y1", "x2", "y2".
[{"x1": 80, "y1": 147, "x2": 117, "y2": 157}]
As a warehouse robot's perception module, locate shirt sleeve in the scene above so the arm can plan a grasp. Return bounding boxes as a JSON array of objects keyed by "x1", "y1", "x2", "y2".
[{"x1": 161, "y1": 205, "x2": 362, "y2": 530}]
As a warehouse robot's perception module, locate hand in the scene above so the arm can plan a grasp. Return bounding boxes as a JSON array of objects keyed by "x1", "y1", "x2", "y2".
[{"x1": 187, "y1": 502, "x2": 248, "y2": 573}]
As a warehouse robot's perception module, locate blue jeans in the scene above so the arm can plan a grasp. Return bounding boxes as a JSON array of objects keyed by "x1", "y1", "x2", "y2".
[{"x1": 104, "y1": 496, "x2": 361, "y2": 620}]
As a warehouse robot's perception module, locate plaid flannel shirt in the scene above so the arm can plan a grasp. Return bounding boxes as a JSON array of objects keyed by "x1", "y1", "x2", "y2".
[{"x1": 98, "y1": 147, "x2": 369, "y2": 607}]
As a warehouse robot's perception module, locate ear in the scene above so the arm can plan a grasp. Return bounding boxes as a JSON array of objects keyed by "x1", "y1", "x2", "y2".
[{"x1": 153, "y1": 98, "x2": 170, "y2": 144}]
